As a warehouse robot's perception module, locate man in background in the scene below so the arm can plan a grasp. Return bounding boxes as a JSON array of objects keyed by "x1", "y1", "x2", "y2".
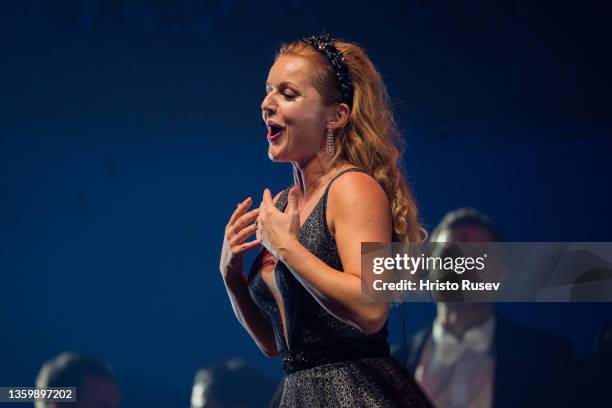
[
  {"x1": 392, "y1": 208, "x2": 577, "y2": 408},
  {"x1": 35, "y1": 352, "x2": 121, "y2": 408},
  {"x1": 190, "y1": 358, "x2": 278, "y2": 408}
]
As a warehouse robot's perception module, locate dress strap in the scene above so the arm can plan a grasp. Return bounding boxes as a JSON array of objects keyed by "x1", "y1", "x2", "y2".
[
  {"x1": 274, "y1": 187, "x2": 291, "y2": 211},
  {"x1": 321, "y1": 167, "x2": 370, "y2": 209},
  {"x1": 276, "y1": 167, "x2": 368, "y2": 212},
  {"x1": 318, "y1": 167, "x2": 370, "y2": 238},
  {"x1": 323, "y1": 167, "x2": 369, "y2": 197}
]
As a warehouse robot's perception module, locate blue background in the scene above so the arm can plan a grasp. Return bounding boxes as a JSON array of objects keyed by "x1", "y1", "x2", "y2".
[{"x1": 1, "y1": 1, "x2": 611, "y2": 406}]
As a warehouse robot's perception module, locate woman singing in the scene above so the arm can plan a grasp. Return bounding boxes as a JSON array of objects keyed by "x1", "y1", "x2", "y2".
[{"x1": 220, "y1": 34, "x2": 434, "y2": 407}]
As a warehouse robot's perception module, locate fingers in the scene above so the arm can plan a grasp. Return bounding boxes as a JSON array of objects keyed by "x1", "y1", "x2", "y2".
[
  {"x1": 234, "y1": 239, "x2": 261, "y2": 254},
  {"x1": 286, "y1": 186, "x2": 299, "y2": 214},
  {"x1": 228, "y1": 197, "x2": 252, "y2": 226},
  {"x1": 256, "y1": 224, "x2": 262, "y2": 243},
  {"x1": 232, "y1": 208, "x2": 259, "y2": 234},
  {"x1": 262, "y1": 188, "x2": 273, "y2": 206},
  {"x1": 229, "y1": 222, "x2": 258, "y2": 247},
  {"x1": 224, "y1": 196, "x2": 263, "y2": 257}
]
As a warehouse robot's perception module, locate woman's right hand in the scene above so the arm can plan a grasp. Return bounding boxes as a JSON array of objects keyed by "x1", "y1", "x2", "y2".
[{"x1": 220, "y1": 196, "x2": 261, "y2": 281}]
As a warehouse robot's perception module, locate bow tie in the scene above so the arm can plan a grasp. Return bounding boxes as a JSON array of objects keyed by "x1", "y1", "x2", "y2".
[{"x1": 431, "y1": 318, "x2": 494, "y2": 366}]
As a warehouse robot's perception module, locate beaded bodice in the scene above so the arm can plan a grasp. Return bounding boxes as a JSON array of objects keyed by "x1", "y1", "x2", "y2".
[{"x1": 247, "y1": 168, "x2": 390, "y2": 373}]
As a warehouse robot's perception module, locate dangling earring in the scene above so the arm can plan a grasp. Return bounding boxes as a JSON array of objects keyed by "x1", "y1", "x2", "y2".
[{"x1": 326, "y1": 127, "x2": 335, "y2": 155}]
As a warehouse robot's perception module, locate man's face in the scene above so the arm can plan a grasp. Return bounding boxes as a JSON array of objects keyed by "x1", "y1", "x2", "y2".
[{"x1": 434, "y1": 225, "x2": 498, "y2": 305}]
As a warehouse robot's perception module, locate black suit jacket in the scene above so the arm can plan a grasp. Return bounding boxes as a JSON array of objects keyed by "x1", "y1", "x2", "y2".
[{"x1": 391, "y1": 316, "x2": 577, "y2": 408}]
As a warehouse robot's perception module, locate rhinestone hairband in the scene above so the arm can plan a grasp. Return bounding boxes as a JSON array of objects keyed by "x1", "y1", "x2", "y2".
[{"x1": 300, "y1": 34, "x2": 354, "y2": 107}]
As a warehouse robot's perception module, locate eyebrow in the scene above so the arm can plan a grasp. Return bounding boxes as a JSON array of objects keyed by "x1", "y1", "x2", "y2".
[{"x1": 265, "y1": 80, "x2": 301, "y2": 89}]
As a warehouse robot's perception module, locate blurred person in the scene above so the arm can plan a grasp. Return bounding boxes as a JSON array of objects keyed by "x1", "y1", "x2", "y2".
[
  {"x1": 190, "y1": 358, "x2": 278, "y2": 408},
  {"x1": 35, "y1": 352, "x2": 121, "y2": 408},
  {"x1": 392, "y1": 208, "x2": 577, "y2": 408},
  {"x1": 219, "y1": 34, "x2": 433, "y2": 407}
]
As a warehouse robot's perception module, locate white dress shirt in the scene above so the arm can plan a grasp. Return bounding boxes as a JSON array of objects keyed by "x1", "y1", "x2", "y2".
[{"x1": 415, "y1": 316, "x2": 496, "y2": 408}]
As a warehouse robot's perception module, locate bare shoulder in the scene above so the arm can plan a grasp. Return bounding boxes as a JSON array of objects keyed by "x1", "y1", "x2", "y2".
[
  {"x1": 327, "y1": 171, "x2": 390, "y2": 234},
  {"x1": 328, "y1": 171, "x2": 389, "y2": 208}
]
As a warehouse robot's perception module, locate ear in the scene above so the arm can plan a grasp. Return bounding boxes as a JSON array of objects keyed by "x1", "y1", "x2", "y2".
[{"x1": 326, "y1": 102, "x2": 350, "y2": 130}]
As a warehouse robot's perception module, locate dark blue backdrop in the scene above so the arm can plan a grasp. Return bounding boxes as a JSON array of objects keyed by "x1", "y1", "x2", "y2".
[{"x1": 1, "y1": 1, "x2": 611, "y2": 406}]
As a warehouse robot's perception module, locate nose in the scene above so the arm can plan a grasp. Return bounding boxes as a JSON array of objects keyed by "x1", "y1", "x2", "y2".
[{"x1": 261, "y1": 92, "x2": 277, "y2": 118}]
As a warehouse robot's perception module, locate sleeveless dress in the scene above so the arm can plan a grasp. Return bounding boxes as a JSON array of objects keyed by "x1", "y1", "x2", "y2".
[{"x1": 247, "y1": 168, "x2": 435, "y2": 408}]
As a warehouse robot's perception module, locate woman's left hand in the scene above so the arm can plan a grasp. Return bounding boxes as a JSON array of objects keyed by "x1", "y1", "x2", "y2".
[{"x1": 256, "y1": 187, "x2": 301, "y2": 259}]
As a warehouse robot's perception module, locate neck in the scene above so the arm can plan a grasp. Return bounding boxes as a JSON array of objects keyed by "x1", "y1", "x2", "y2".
[
  {"x1": 436, "y1": 303, "x2": 494, "y2": 340},
  {"x1": 292, "y1": 155, "x2": 351, "y2": 201}
]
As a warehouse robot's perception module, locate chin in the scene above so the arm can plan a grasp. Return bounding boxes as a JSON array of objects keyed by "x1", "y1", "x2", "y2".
[
  {"x1": 268, "y1": 151, "x2": 282, "y2": 162},
  {"x1": 267, "y1": 145, "x2": 290, "y2": 162},
  {"x1": 268, "y1": 151, "x2": 285, "y2": 162}
]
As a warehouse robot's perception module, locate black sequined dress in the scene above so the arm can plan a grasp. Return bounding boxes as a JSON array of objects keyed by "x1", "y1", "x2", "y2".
[{"x1": 248, "y1": 168, "x2": 435, "y2": 407}]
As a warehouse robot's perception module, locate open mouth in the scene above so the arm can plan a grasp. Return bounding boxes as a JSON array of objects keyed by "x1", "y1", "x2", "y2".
[{"x1": 267, "y1": 123, "x2": 285, "y2": 142}]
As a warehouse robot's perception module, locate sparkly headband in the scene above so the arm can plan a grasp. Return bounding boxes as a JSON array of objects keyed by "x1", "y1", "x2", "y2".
[{"x1": 300, "y1": 34, "x2": 354, "y2": 107}]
